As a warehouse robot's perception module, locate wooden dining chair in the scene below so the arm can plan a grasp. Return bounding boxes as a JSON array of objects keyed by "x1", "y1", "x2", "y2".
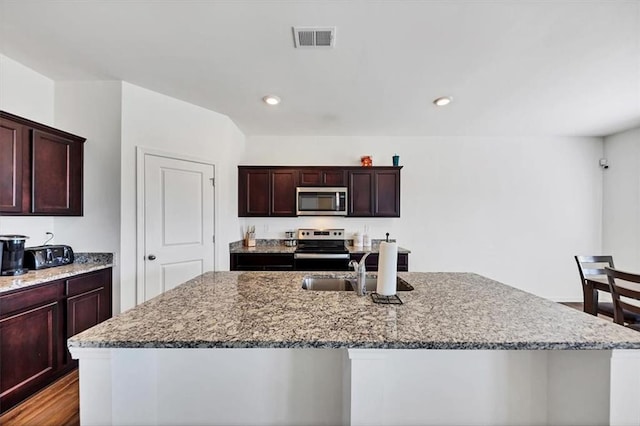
[
  {"x1": 574, "y1": 255, "x2": 640, "y2": 323},
  {"x1": 604, "y1": 267, "x2": 640, "y2": 332}
]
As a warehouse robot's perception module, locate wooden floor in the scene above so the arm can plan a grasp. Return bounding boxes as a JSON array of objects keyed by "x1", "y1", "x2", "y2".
[{"x1": 0, "y1": 370, "x2": 79, "y2": 426}]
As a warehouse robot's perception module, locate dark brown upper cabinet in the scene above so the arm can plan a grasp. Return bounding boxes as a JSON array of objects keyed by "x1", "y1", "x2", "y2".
[
  {"x1": 348, "y1": 168, "x2": 401, "y2": 217},
  {"x1": 238, "y1": 167, "x2": 299, "y2": 217},
  {"x1": 271, "y1": 169, "x2": 298, "y2": 216},
  {"x1": 348, "y1": 170, "x2": 374, "y2": 216},
  {"x1": 0, "y1": 118, "x2": 24, "y2": 212},
  {"x1": 299, "y1": 168, "x2": 346, "y2": 186},
  {"x1": 238, "y1": 166, "x2": 401, "y2": 218},
  {"x1": 0, "y1": 111, "x2": 85, "y2": 216},
  {"x1": 238, "y1": 167, "x2": 270, "y2": 216}
]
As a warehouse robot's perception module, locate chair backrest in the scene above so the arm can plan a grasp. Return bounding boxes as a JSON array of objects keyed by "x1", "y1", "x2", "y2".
[
  {"x1": 605, "y1": 267, "x2": 640, "y2": 326},
  {"x1": 575, "y1": 255, "x2": 615, "y2": 285}
]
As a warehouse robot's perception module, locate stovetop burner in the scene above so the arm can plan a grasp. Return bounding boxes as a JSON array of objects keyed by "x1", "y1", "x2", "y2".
[{"x1": 295, "y1": 228, "x2": 347, "y2": 254}]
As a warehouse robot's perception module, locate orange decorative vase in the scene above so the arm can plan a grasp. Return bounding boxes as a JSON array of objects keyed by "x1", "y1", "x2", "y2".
[{"x1": 360, "y1": 156, "x2": 373, "y2": 167}]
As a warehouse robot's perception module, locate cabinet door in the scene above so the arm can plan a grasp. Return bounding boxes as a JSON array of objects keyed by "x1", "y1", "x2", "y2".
[
  {"x1": 238, "y1": 168, "x2": 270, "y2": 216},
  {"x1": 0, "y1": 118, "x2": 24, "y2": 212},
  {"x1": 299, "y1": 169, "x2": 345, "y2": 186},
  {"x1": 374, "y1": 170, "x2": 400, "y2": 217},
  {"x1": 31, "y1": 130, "x2": 83, "y2": 215},
  {"x1": 299, "y1": 170, "x2": 323, "y2": 186},
  {"x1": 66, "y1": 269, "x2": 112, "y2": 336},
  {"x1": 271, "y1": 169, "x2": 298, "y2": 216},
  {"x1": 397, "y1": 253, "x2": 409, "y2": 271},
  {"x1": 65, "y1": 269, "x2": 112, "y2": 367},
  {"x1": 348, "y1": 170, "x2": 374, "y2": 216},
  {"x1": 323, "y1": 170, "x2": 345, "y2": 186},
  {"x1": 0, "y1": 301, "x2": 61, "y2": 411}
]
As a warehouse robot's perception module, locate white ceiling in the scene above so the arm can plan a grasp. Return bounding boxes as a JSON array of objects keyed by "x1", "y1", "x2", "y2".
[{"x1": 1, "y1": 0, "x2": 639, "y2": 137}]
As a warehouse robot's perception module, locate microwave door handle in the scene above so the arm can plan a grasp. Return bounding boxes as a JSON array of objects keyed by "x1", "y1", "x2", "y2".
[{"x1": 336, "y1": 192, "x2": 339, "y2": 211}]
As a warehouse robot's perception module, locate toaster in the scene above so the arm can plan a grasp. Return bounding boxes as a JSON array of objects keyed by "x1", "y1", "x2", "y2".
[{"x1": 23, "y1": 245, "x2": 74, "y2": 270}]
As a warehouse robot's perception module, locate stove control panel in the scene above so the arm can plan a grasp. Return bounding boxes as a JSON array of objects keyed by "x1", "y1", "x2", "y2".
[{"x1": 297, "y1": 228, "x2": 345, "y2": 240}]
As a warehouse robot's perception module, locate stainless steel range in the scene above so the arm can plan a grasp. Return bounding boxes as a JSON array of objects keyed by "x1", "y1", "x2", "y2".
[{"x1": 294, "y1": 228, "x2": 350, "y2": 271}]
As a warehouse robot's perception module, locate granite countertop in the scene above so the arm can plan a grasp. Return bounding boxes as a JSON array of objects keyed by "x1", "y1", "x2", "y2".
[
  {"x1": 229, "y1": 240, "x2": 411, "y2": 254},
  {"x1": 347, "y1": 244, "x2": 411, "y2": 254},
  {"x1": 0, "y1": 253, "x2": 113, "y2": 294},
  {"x1": 68, "y1": 271, "x2": 640, "y2": 350}
]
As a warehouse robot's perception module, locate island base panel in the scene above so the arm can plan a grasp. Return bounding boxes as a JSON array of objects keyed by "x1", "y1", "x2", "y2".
[{"x1": 69, "y1": 347, "x2": 635, "y2": 426}]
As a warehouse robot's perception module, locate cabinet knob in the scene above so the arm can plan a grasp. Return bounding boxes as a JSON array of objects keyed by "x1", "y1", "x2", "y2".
[{"x1": 147, "y1": 255, "x2": 157, "y2": 261}]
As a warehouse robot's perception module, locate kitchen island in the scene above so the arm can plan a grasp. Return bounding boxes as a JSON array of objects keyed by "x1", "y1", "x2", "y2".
[{"x1": 69, "y1": 271, "x2": 640, "y2": 425}]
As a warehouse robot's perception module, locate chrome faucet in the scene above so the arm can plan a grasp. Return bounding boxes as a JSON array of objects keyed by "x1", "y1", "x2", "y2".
[{"x1": 349, "y1": 252, "x2": 371, "y2": 296}]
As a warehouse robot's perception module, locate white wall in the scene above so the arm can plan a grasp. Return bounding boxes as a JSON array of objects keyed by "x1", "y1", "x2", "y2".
[
  {"x1": 0, "y1": 52, "x2": 608, "y2": 304},
  {"x1": 243, "y1": 135, "x2": 604, "y2": 301},
  {"x1": 54, "y1": 81, "x2": 123, "y2": 313},
  {"x1": 603, "y1": 127, "x2": 640, "y2": 272},
  {"x1": 120, "y1": 83, "x2": 245, "y2": 310},
  {"x1": 0, "y1": 54, "x2": 55, "y2": 243}
]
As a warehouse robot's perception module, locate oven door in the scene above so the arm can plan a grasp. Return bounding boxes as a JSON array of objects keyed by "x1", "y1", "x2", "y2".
[
  {"x1": 296, "y1": 187, "x2": 347, "y2": 216},
  {"x1": 293, "y1": 253, "x2": 350, "y2": 271}
]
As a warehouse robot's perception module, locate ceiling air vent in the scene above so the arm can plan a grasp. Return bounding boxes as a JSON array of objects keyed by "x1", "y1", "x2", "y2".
[{"x1": 292, "y1": 27, "x2": 336, "y2": 48}]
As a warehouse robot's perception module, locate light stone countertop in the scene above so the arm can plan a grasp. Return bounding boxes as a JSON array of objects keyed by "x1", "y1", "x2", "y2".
[
  {"x1": 0, "y1": 253, "x2": 113, "y2": 294},
  {"x1": 347, "y1": 244, "x2": 411, "y2": 254},
  {"x1": 68, "y1": 271, "x2": 640, "y2": 350},
  {"x1": 229, "y1": 240, "x2": 410, "y2": 254}
]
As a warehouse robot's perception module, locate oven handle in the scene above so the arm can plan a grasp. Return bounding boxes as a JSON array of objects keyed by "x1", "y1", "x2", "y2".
[{"x1": 294, "y1": 253, "x2": 351, "y2": 260}]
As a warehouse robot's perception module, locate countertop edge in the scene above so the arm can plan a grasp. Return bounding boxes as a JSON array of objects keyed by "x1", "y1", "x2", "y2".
[
  {"x1": 0, "y1": 260, "x2": 113, "y2": 295},
  {"x1": 67, "y1": 340, "x2": 640, "y2": 350}
]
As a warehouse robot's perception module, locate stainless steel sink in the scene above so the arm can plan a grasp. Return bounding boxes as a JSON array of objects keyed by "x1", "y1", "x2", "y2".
[
  {"x1": 301, "y1": 276, "x2": 413, "y2": 291},
  {"x1": 301, "y1": 277, "x2": 353, "y2": 291}
]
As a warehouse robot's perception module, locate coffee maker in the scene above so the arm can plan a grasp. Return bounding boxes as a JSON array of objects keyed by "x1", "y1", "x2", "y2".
[{"x1": 0, "y1": 235, "x2": 29, "y2": 276}]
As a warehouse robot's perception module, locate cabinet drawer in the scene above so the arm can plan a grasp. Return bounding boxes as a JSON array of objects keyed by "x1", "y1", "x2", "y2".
[
  {"x1": 0, "y1": 282, "x2": 64, "y2": 318},
  {"x1": 231, "y1": 253, "x2": 295, "y2": 271},
  {"x1": 66, "y1": 269, "x2": 109, "y2": 297}
]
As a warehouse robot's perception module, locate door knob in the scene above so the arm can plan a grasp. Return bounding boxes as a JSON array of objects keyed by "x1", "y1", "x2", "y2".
[{"x1": 147, "y1": 255, "x2": 157, "y2": 261}]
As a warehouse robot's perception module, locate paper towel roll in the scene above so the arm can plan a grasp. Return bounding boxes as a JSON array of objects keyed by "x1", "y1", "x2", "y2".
[{"x1": 376, "y1": 242, "x2": 398, "y2": 296}]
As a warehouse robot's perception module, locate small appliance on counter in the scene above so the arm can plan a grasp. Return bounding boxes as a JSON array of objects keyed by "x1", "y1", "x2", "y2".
[
  {"x1": 284, "y1": 230, "x2": 297, "y2": 247},
  {"x1": 0, "y1": 235, "x2": 29, "y2": 276},
  {"x1": 23, "y1": 245, "x2": 74, "y2": 270}
]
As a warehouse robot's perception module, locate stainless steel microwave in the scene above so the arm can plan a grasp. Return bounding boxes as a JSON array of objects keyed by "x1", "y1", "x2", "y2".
[{"x1": 296, "y1": 187, "x2": 348, "y2": 216}]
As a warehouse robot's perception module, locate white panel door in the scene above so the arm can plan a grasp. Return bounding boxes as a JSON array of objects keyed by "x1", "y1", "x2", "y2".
[{"x1": 142, "y1": 154, "x2": 214, "y2": 302}]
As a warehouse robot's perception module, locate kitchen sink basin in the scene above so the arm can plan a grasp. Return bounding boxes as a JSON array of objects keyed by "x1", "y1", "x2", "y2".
[
  {"x1": 301, "y1": 277, "x2": 353, "y2": 291},
  {"x1": 301, "y1": 276, "x2": 414, "y2": 291}
]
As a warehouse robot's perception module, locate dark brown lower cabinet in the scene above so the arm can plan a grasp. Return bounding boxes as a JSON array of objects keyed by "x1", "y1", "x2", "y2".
[
  {"x1": 230, "y1": 253, "x2": 408, "y2": 272},
  {"x1": 231, "y1": 253, "x2": 294, "y2": 271},
  {"x1": 65, "y1": 268, "x2": 112, "y2": 367},
  {"x1": 349, "y1": 253, "x2": 409, "y2": 272},
  {"x1": 0, "y1": 300, "x2": 62, "y2": 411},
  {"x1": 0, "y1": 267, "x2": 112, "y2": 413}
]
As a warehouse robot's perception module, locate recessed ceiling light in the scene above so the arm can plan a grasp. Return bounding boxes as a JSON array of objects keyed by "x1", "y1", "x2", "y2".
[
  {"x1": 433, "y1": 96, "x2": 452, "y2": 106},
  {"x1": 263, "y1": 95, "x2": 281, "y2": 106}
]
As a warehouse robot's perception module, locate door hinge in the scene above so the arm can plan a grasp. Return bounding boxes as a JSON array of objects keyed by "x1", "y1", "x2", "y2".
[
  {"x1": 210, "y1": 177, "x2": 215, "y2": 186},
  {"x1": 213, "y1": 235, "x2": 215, "y2": 243}
]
